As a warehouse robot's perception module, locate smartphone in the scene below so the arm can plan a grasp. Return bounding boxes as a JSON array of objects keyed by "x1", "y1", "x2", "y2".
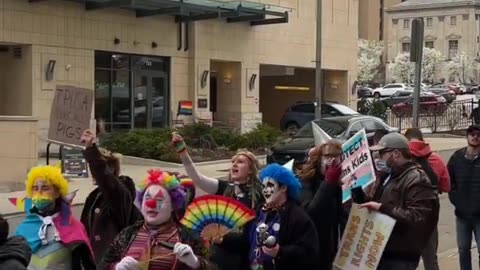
[{"x1": 351, "y1": 186, "x2": 366, "y2": 204}]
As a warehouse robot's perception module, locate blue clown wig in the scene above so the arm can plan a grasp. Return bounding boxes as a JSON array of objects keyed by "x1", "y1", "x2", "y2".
[{"x1": 260, "y1": 163, "x2": 302, "y2": 201}]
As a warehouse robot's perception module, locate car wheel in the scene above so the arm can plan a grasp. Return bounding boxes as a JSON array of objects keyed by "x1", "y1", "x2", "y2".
[
  {"x1": 374, "y1": 92, "x2": 381, "y2": 99},
  {"x1": 286, "y1": 122, "x2": 300, "y2": 134}
]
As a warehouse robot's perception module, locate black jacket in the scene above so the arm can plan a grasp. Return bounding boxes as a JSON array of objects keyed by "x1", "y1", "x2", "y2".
[
  {"x1": 448, "y1": 147, "x2": 480, "y2": 217},
  {"x1": 300, "y1": 173, "x2": 342, "y2": 270},
  {"x1": 222, "y1": 201, "x2": 320, "y2": 270},
  {"x1": 0, "y1": 237, "x2": 31, "y2": 270},
  {"x1": 80, "y1": 145, "x2": 139, "y2": 265}
]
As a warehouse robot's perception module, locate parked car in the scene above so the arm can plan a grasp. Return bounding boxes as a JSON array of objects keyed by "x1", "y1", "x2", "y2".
[
  {"x1": 430, "y1": 83, "x2": 465, "y2": 95},
  {"x1": 357, "y1": 86, "x2": 373, "y2": 98},
  {"x1": 268, "y1": 115, "x2": 398, "y2": 165},
  {"x1": 464, "y1": 83, "x2": 480, "y2": 94},
  {"x1": 425, "y1": 86, "x2": 456, "y2": 103},
  {"x1": 279, "y1": 101, "x2": 360, "y2": 132},
  {"x1": 372, "y1": 83, "x2": 413, "y2": 98},
  {"x1": 381, "y1": 90, "x2": 414, "y2": 108},
  {"x1": 391, "y1": 94, "x2": 448, "y2": 117}
]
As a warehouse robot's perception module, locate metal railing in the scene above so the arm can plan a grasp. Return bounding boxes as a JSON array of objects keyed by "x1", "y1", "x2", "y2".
[{"x1": 385, "y1": 98, "x2": 475, "y2": 133}]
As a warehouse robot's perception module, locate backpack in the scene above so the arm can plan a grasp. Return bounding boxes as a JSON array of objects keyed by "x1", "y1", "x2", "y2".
[{"x1": 413, "y1": 153, "x2": 439, "y2": 191}]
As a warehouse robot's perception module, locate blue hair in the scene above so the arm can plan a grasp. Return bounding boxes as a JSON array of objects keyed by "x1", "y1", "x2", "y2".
[{"x1": 260, "y1": 164, "x2": 302, "y2": 201}]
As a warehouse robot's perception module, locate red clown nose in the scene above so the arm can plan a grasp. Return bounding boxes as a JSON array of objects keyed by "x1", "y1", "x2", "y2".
[{"x1": 145, "y1": 199, "x2": 157, "y2": 208}]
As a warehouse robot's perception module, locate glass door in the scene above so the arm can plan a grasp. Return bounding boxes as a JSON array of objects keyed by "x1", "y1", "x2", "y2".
[{"x1": 133, "y1": 71, "x2": 168, "y2": 129}]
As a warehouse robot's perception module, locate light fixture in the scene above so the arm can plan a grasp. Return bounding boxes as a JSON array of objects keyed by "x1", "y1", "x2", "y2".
[
  {"x1": 133, "y1": 40, "x2": 139, "y2": 46},
  {"x1": 152, "y1": 42, "x2": 158, "y2": 48},
  {"x1": 201, "y1": 70, "x2": 209, "y2": 88},
  {"x1": 274, "y1": 86, "x2": 310, "y2": 91},
  {"x1": 249, "y1": 74, "x2": 257, "y2": 91},
  {"x1": 46, "y1": 60, "x2": 56, "y2": 81},
  {"x1": 114, "y1": 37, "x2": 120, "y2": 45}
]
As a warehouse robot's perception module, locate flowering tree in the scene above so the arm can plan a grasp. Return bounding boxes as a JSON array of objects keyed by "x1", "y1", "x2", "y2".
[
  {"x1": 447, "y1": 52, "x2": 478, "y2": 83},
  {"x1": 391, "y1": 48, "x2": 445, "y2": 83},
  {"x1": 422, "y1": 48, "x2": 444, "y2": 83},
  {"x1": 391, "y1": 53, "x2": 414, "y2": 83},
  {"x1": 357, "y1": 39, "x2": 384, "y2": 84}
]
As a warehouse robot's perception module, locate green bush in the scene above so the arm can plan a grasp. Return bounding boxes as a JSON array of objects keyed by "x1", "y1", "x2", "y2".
[
  {"x1": 229, "y1": 124, "x2": 282, "y2": 151},
  {"x1": 356, "y1": 98, "x2": 387, "y2": 120},
  {"x1": 101, "y1": 123, "x2": 281, "y2": 162}
]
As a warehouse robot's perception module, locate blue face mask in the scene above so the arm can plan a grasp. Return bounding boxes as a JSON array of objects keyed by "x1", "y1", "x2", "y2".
[{"x1": 375, "y1": 159, "x2": 391, "y2": 173}]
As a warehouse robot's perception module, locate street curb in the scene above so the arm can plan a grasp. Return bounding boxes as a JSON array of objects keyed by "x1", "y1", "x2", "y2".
[{"x1": 123, "y1": 155, "x2": 267, "y2": 167}]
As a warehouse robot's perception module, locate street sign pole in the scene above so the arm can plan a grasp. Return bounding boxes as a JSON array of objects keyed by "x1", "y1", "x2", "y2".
[
  {"x1": 314, "y1": 0, "x2": 322, "y2": 120},
  {"x1": 410, "y1": 18, "x2": 424, "y2": 127}
]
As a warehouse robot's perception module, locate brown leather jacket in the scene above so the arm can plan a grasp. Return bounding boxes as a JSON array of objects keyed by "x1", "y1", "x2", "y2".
[{"x1": 371, "y1": 161, "x2": 439, "y2": 261}]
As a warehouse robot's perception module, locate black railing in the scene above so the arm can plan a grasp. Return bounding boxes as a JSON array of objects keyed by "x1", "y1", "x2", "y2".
[{"x1": 385, "y1": 98, "x2": 475, "y2": 133}]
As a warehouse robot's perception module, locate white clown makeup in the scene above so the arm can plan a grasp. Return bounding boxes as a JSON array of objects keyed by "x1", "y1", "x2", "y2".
[
  {"x1": 142, "y1": 185, "x2": 173, "y2": 225},
  {"x1": 262, "y1": 177, "x2": 285, "y2": 204}
]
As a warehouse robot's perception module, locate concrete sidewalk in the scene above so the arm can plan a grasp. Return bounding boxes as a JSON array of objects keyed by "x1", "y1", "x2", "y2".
[{"x1": 0, "y1": 136, "x2": 467, "y2": 217}]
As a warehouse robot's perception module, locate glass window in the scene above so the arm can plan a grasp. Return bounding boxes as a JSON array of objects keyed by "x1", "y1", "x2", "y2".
[
  {"x1": 449, "y1": 40, "x2": 459, "y2": 58},
  {"x1": 402, "y1": 42, "x2": 410, "y2": 52},
  {"x1": 111, "y1": 71, "x2": 131, "y2": 129},
  {"x1": 292, "y1": 104, "x2": 314, "y2": 113},
  {"x1": 451, "y1": 16, "x2": 457, "y2": 25},
  {"x1": 94, "y1": 69, "x2": 110, "y2": 123},
  {"x1": 95, "y1": 52, "x2": 111, "y2": 69},
  {"x1": 349, "y1": 122, "x2": 362, "y2": 134},
  {"x1": 425, "y1": 41, "x2": 434, "y2": 48},
  {"x1": 329, "y1": 104, "x2": 360, "y2": 115},
  {"x1": 426, "y1": 17, "x2": 433, "y2": 27},
  {"x1": 132, "y1": 56, "x2": 169, "y2": 72},
  {"x1": 112, "y1": 54, "x2": 129, "y2": 70},
  {"x1": 294, "y1": 120, "x2": 346, "y2": 138},
  {"x1": 403, "y1": 19, "x2": 410, "y2": 29},
  {"x1": 361, "y1": 120, "x2": 378, "y2": 132}
]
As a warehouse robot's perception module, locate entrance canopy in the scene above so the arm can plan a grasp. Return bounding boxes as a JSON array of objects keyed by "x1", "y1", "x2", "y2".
[{"x1": 44, "y1": 0, "x2": 292, "y2": 26}]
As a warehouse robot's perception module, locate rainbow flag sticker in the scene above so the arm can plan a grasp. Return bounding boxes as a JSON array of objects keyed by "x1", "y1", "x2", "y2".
[{"x1": 178, "y1": 100, "x2": 193, "y2": 116}]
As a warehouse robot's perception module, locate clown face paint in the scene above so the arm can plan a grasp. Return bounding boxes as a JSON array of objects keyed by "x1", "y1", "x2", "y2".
[
  {"x1": 142, "y1": 185, "x2": 172, "y2": 225},
  {"x1": 262, "y1": 177, "x2": 285, "y2": 204},
  {"x1": 31, "y1": 179, "x2": 59, "y2": 212}
]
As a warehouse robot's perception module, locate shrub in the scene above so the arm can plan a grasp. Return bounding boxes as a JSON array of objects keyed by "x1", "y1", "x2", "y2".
[
  {"x1": 229, "y1": 124, "x2": 282, "y2": 151},
  {"x1": 357, "y1": 98, "x2": 387, "y2": 120}
]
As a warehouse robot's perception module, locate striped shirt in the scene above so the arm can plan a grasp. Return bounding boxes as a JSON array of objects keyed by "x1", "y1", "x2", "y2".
[{"x1": 125, "y1": 222, "x2": 180, "y2": 270}]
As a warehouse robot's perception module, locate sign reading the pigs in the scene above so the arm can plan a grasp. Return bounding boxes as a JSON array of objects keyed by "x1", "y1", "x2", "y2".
[{"x1": 48, "y1": 85, "x2": 93, "y2": 147}]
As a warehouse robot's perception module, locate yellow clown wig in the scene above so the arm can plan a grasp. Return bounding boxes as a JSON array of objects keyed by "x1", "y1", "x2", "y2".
[{"x1": 26, "y1": 165, "x2": 69, "y2": 198}]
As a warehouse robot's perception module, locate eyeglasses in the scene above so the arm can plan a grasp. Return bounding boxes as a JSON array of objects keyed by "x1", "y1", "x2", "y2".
[{"x1": 378, "y1": 149, "x2": 394, "y2": 157}]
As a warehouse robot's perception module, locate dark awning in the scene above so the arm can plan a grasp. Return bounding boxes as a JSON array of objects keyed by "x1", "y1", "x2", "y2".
[{"x1": 31, "y1": 0, "x2": 292, "y2": 26}]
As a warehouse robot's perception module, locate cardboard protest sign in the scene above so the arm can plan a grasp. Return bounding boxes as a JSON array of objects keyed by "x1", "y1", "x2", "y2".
[
  {"x1": 333, "y1": 204, "x2": 396, "y2": 270},
  {"x1": 341, "y1": 129, "x2": 376, "y2": 202},
  {"x1": 48, "y1": 85, "x2": 93, "y2": 147}
]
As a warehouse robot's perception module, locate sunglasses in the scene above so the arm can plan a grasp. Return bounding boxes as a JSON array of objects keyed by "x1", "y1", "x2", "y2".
[{"x1": 378, "y1": 149, "x2": 395, "y2": 157}]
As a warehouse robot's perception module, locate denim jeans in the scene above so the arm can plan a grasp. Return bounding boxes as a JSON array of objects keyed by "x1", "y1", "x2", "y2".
[
  {"x1": 422, "y1": 226, "x2": 439, "y2": 270},
  {"x1": 376, "y1": 258, "x2": 419, "y2": 270},
  {"x1": 456, "y1": 216, "x2": 480, "y2": 270}
]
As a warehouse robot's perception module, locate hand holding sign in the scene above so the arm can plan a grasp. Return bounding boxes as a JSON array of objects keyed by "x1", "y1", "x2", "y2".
[
  {"x1": 359, "y1": 201, "x2": 382, "y2": 212},
  {"x1": 80, "y1": 130, "x2": 95, "y2": 147}
]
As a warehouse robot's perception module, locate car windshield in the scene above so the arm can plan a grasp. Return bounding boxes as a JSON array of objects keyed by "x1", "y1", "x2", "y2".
[
  {"x1": 329, "y1": 104, "x2": 359, "y2": 115},
  {"x1": 294, "y1": 120, "x2": 346, "y2": 138}
]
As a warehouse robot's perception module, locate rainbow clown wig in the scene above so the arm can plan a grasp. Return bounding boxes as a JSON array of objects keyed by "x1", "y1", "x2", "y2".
[
  {"x1": 26, "y1": 165, "x2": 69, "y2": 198},
  {"x1": 259, "y1": 164, "x2": 302, "y2": 201},
  {"x1": 136, "y1": 169, "x2": 195, "y2": 211}
]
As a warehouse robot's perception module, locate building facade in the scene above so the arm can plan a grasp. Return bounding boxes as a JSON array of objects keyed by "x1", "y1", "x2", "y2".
[
  {"x1": 358, "y1": 0, "x2": 403, "y2": 41},
  {"x1": 0, "y1": 0, "x2": 358, "y2": 185},
  {"x1": 386, "y1": 0, "x2": 480, "y2": 82}
]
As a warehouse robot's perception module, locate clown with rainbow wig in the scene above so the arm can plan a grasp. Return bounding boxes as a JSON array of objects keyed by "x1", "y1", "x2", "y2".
[
  {"x1": 13, "y1": 165, "x2": 95, "y2": 270},
  {"x1": 100, "y1": 169, "x2": 217, "y2": 270},
  {"x1": 220, "y1": 163, "x2": 320, "y2": 270}
]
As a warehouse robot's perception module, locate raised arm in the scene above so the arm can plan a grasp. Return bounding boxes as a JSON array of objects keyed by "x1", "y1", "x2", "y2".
[
  {"x1": 172, "y1": 132, "x2": 219, "y2": 194},
  {"x1": 80, "y1": 130, "x2": 133, "y2": 227}
]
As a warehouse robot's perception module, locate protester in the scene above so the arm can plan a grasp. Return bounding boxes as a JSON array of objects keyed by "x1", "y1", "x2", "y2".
[
  {"x1": 80, "y1": 129, "x2": 140, "y2": 265},
  {"x1": 405, "y1": 128, "x2": 450, "y2": 193},
  {"x1": 297, "y1": 141, "x2": 343, "y2": 270},
  {"x1": 100, "y1": 169, "x2": 215, "y2": 270},
  {"x1": 171, "y1": 132, "x2": 263, "y2": 270},
  {"x1": 360, "y1": 133, "x2": 439, "y2": 270},
  {"x1": 221, "y1": 163, "x2": 319, "y2": 270},
  {"x1": 448, "y1": 124, "x2": 480, "y2": 270},
  {"x1": 14, "y1": 165, "x2": 95, "y2": 269},
  {"x1": 404, "y1": 128, "x2": 448, "y2": 270},
  {"x1": 0, "y1": 215, "x2": 31, "y2": 270}
]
